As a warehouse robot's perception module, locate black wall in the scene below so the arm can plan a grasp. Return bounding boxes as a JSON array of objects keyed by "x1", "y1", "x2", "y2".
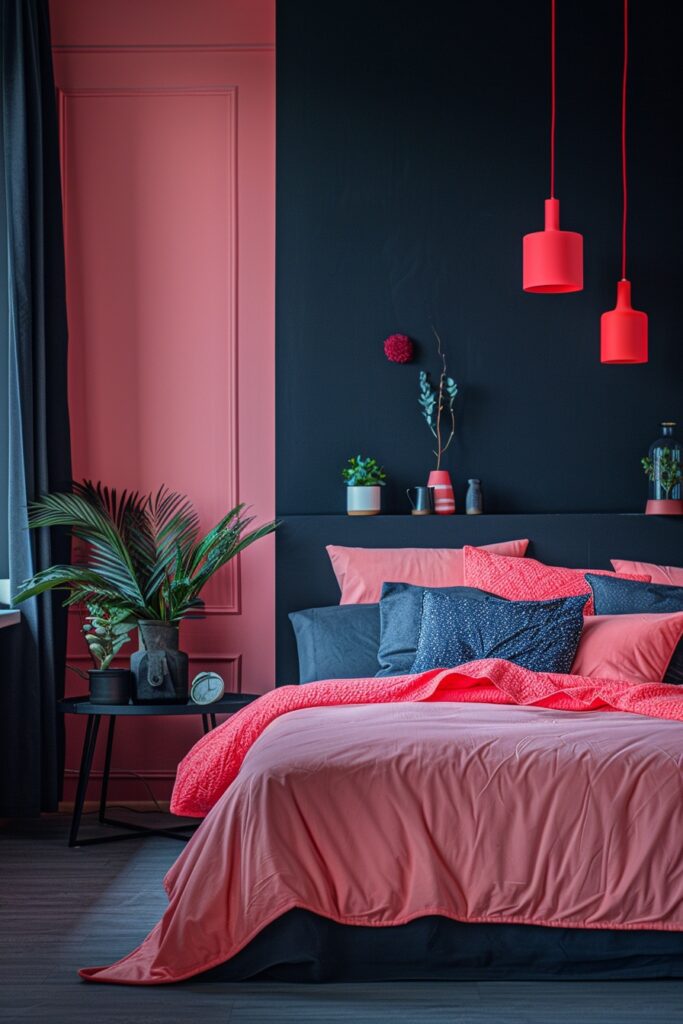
[{"x1": 276, "y1": 0, "x2": 683, "y2": 516}]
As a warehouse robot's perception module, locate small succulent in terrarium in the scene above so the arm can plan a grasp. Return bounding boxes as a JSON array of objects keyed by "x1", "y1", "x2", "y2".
[{"x1": 642, "y1": 448, "x2": 682, "y2": 501}]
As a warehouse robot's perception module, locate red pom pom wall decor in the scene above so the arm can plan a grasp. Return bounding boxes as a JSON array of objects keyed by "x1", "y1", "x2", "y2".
[{"x1": 383, "y1": 333, "x2": 414, "y2": 364}]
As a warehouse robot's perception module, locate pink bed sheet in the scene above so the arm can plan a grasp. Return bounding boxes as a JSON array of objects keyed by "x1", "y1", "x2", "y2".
[{"x1": 81, "y1": 661, "x2": 683, "y2": 985}]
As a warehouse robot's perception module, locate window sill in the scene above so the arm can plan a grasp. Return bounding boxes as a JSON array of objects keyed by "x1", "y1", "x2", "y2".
[{"x1": 0, "y1": 609, "x2": 21, "y2": 629}]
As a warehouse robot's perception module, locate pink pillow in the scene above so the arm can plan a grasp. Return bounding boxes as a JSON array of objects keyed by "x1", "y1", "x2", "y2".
[
  {"x1": 572, "y1": 613, "x2": 683, "y2": 684},
  {"x1": 611, "y1": 559, "x2": 683, "y2": 587},
  {"x1": 462, "y1": 546, "x2": 651, "y2": 614},
  {"x1": 326, "y1": 539, "x2": 530, "y2": 605}
]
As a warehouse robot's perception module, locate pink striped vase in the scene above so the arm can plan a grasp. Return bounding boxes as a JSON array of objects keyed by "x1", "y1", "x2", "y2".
[{"x1": 428, "y1": 469, "x2": 455, "y2": 515}]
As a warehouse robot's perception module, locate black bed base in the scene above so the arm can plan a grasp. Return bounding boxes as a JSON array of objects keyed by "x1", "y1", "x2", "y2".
[{"x1": 202, "y1": 911, "x2": 683, "y2": 983}]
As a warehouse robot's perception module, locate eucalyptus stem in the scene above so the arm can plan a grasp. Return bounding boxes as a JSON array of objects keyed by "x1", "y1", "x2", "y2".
[{"x1": 419, "y1": 329, "x2": 458, "y2": 471}]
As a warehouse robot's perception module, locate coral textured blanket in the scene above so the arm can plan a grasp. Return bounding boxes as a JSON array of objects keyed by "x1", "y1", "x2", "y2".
[{"x1": 81, "y1": 661, "x2": 683, "y2": 985}]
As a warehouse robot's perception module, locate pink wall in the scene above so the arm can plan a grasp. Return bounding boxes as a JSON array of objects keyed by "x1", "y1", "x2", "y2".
[{"x1": 50, "y1": 0, "x2": 275, "y2": 802}]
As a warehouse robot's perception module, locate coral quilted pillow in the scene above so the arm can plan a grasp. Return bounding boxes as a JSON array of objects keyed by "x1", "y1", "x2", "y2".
[
  {"x1": 611, "y1": 559, "x2": 683, "y2": 587},
  {"x1": 326, "y1": 539, "x2": 529, "y2": 605},
  {"x1": 462, "y1": 546, "x2": 650, "y2": 615}
]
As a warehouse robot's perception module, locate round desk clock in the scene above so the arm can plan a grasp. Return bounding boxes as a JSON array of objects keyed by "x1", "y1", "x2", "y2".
[{"x1": 190, "y1": 671, "x2": 225, "y2": 705}]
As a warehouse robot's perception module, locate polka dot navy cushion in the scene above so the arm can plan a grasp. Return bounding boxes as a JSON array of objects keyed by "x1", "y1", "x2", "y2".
[{"x1": 410, "y1": 590, "x2": 589, "y2": 675}]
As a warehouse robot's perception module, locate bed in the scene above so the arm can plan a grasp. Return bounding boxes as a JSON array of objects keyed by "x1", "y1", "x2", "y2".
[{"x1": 80, "y1": 515, "x2": 683, "y2": 984}]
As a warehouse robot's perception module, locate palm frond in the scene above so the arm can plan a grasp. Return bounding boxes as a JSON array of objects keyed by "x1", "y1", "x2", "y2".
[
  {"x1": 29, "y1": 490, "x2": 145, "y2": 592},
  {"x1": 126, "y1": 487, "x2": 200, "y2": 607},
  {"x1": 21, "y1": 483, "x2": 278, "y2": 625},
  {"x1": 183, "y1": 504, "x2": 248, "y2": 577},
  {"x1": 168, "y1": 513, "x2": 278, "y2": 618},
  {"x1": 14, "y1": 565, "x2": 123, "y2": 606},
  {"x1": 26, "y1": 485, "x2": 149, "y2": 614}
]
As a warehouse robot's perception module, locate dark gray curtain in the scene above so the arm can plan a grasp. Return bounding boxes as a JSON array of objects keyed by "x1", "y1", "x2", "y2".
[{"x1": 1, "y1": 0, "x2": 71, "y2": 816}]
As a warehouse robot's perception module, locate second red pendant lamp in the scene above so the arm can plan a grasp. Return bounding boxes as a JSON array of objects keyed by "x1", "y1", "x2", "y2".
[
  {"x1": 600, "y1": 0, "x2": 648, "y2": 364},
  {"x1": 523, "y1": 0, "x2": 583, "y2": 293}
]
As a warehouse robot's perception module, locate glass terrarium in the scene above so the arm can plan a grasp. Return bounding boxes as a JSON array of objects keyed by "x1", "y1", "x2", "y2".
[{"x1": 643, "y1": 422, "x2": 683, "y2": 515}]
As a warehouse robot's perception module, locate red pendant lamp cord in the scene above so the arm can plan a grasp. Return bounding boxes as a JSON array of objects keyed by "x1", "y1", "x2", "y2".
[
  {"x1": 549, "y1": 0, "x2": 556, "y2": 198},
  {"x1": 621, "y1": 0, "x2": 629, "y2": 280}
]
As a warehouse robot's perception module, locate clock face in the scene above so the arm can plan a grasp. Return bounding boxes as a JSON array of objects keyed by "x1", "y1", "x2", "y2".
[{"x1": 190, "y1": 671, "x2": 225, "y2": 705}]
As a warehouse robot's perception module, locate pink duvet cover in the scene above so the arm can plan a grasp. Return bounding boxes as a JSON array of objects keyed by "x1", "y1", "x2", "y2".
[{"x1": 81, "y1": 660, "x2": 683, "y2": 985}]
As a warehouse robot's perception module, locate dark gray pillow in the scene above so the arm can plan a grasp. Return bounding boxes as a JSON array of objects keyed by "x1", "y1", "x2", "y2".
[
  {"x1": 586, "y1": 574, "x2": 683, "y2": 685},
  {"x1": 289, "y1": 604, "x2": 380, "y2": 683},
  {"x1": 411, "y1": 591, "x2": 588, "y2": 675},
  {"x1": 376, "y1": 583, "x2": 497, "y2": 676}
]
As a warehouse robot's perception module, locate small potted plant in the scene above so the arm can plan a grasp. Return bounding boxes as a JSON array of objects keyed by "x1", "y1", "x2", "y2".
[
  {"x1": 418, "y1": 329, "x2": 458, "y2": 514},
  {"x1": 642, "y1": 423, "x2": 683, "y2": 515},
  {"x1": 342, "y1": 455, "x2": 386, "y2": 516},
  {"x1": 82, "y1": 605, "x2": 134, "y2": 705}
]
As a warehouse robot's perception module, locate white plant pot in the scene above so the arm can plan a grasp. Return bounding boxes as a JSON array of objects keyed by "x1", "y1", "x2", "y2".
[{"x1": 346, "y1": 485, "x2": 382, "y2": 516}]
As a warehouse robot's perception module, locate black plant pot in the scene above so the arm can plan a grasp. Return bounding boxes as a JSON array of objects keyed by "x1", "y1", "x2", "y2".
[
  {"x1": 89, "y1": 668, "x2": 132, "y2": 706},
  {"x1": 131, "y1": 621, "x2": 189, "y2": 704}
]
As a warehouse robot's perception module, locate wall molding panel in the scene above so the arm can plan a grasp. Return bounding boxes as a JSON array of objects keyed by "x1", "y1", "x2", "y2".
[
  {"x1": 51, "y1": 1, "x2": 275, "y2": 795},
  {"x1": 58, "y1": 83, "x2": 240, "y2": 614}
]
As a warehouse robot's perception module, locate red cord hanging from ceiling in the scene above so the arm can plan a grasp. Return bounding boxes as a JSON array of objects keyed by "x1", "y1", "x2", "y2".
[
  {"x1": 620, "y1": 0, "x2": 628, "y2": 280},
  {"x1": 550, "y1": 0, "x2": 556, "y2": 199},
  {"x1": 599, "y1": 0, "x2": 648, "y2": 363},
  {"x1": 522, "y1": 0, "x2": 583, "y2": 293}
]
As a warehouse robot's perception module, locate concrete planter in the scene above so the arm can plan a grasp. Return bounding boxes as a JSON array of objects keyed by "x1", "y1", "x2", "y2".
[
  {"x1": 131, "y1": 621, "x2": 189, "y2": 703},
  {"x1": 346, "y1": 485, "x2": 382, "y2": 516}
]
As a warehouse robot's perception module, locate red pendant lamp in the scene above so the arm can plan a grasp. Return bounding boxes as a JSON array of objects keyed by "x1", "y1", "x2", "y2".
[
  {"x1": 600, "y1": 0, "x2": 648, "y2": 363},
  {"x1": 523, "y1": 0, "x2": 583, "y2": 293}
]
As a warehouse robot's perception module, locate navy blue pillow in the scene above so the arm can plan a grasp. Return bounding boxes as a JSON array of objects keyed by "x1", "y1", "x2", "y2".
[
  {"x1": 289, "y1": 604, "x2": 380, "y2": 683},
  {"x1": 376, "y1": 583, "x2": 498, "y2": 677},
  {"x1": 410, "y1": 590, "x2": 589, "y2": 675},
  {"x1": 586, "y1": 574, "x2": 683, "y2": 685}
]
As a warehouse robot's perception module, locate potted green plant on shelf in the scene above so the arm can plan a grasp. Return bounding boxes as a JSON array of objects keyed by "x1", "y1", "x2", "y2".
[
  {"x1": 342, "y1": 455, "x2": 386, "y2": 516},
  {"x1": 81, "y1": 605, "x2": 134, "y2": 705},
  {"x1": 15, "y1": 481, "x2": 278, "y2": 703}
]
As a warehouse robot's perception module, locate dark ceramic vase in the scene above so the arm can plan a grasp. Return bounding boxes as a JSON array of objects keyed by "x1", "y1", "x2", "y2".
[
  {"x1": 465, "y1": 479, "x2": 483, "y2": 515},
  {"x1": 131, "y1": 621, "x2": 189, "y2": 704},
  {"x1": 88, "y1": 668, "x2": 131, "y2": 706}
]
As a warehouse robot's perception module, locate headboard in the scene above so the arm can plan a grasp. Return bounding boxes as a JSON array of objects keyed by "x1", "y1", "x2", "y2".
[{"x1": 275, "y1": 514, "x2": 683, "y2": 685}]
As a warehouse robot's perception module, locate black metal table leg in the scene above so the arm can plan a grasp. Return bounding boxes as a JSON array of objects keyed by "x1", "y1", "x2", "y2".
[
  {"x1": 69, "y1": 715, "x2": 101, "y2": 847},
  {"x1": 59, "y1": 694, "x2": 256, "y2": 847},
  {"x1": 201, "y1": 713, "x2": 218, "y2": 734},
  {"x1": 98, "y1": 717, "x2": 116, "y2": 823}
]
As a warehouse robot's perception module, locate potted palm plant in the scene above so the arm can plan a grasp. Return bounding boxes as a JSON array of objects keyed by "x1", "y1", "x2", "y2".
[{"x1": 15, "y1": 482, "x2": 278, "y2": 703}]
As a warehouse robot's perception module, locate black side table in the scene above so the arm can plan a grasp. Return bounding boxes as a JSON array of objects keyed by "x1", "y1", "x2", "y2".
[{"x1": 58, "y1": 693, "x2": 258, "y2": 848}]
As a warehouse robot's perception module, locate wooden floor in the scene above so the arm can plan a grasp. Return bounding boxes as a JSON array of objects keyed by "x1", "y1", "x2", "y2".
[{"x1": 2, "y1": 814, "x2": 683, "y2": 1024}]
